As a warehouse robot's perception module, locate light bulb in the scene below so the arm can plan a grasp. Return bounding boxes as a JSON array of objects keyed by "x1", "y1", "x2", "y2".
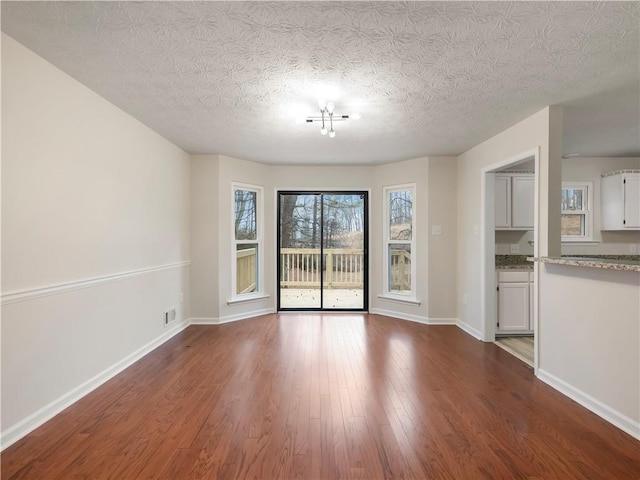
[
  {"x1": 320, "y1": 127, "x2": 328, "y2": 135},
  {"x1": 329, "y1": 130, "x2": 336, "y2": 138},
  {"x1": 318, "y1": 99, "x2": 326, "y2": 110},
  {"x1": 326, "y1": 102, "x2": 335, "y2": 113},
  {"x1": 351, "y1": 113, "x2": 361, "y2": 120}
]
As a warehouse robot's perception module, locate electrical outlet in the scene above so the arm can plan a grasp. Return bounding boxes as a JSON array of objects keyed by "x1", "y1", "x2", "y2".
[
  {"x1": 510, "y1": 244, "x2": 519, "y2": 254},
  {"x1": 630, "y1": 244, "x2": 638, "y2": 254}
]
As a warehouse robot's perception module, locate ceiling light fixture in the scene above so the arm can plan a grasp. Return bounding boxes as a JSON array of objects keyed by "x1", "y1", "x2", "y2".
[{"x1": 306, "y1": 101, "x2": 350, "y2": 138}]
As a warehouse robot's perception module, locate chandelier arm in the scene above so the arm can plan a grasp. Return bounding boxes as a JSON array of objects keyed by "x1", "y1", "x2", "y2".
[
  {"x1": 306, "y1": 103, "x2": 351, "y2": 137},
  {"x1": 306, "y1": 117, "x2": 349, "y2": 122}
]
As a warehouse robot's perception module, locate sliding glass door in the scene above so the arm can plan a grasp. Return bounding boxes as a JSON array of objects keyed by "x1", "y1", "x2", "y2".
[{"x1": 278, "y1": 191, "x2": 367, "y2": 311}]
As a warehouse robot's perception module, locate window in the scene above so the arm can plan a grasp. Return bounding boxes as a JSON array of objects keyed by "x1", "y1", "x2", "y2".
[
  {"x1": 232, "y1": 183, "x2": 263, "y2": 297},
  {"x1": 561, "y1": 182, "x2": 593, "y2": 242},
  {"x1": 383, "y1": 184, "x2": 416, "y2": 298}
]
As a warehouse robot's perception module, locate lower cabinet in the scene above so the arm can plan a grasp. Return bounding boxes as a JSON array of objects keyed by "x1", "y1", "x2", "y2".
[{"x1": 497, "y1": 271, "x2": 533, "y2": 334}]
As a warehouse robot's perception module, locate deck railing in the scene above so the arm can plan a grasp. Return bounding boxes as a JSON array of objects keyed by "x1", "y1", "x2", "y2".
[
  {"x1": 280, "y1": 248, "x2": 364, "y2": 288},
  {"x1": 389, "y1": 249, "x2": 411, "y2": 292},
  {"x1": 238, "y1": 247, "x2": 411, "y2": 292},
  {"x1": 236, "y1": 247, "x2": 257, "y2": 294}
]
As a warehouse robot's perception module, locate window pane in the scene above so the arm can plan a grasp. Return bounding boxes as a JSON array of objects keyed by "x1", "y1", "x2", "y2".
[
  {"x1": 388, "y1": 244, "x2": 411, "y2": 294},
  {"x1": 561, "y1": 188, "x2": 584, "y2": 211},
  {"x1": 389, "y1": 190, "x2": 413, "y2": 240},
  {"x1": 236, "y1": 244, "x2": 258, "y2": 294},
  {"x1": 235, "y1": 190, "x2": 257, "y2": 240},
  {"x1": 561, "y1": 214, "x2": 585, "y2": 236}
]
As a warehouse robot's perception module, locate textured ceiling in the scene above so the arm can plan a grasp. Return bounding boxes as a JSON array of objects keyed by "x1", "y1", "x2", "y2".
[{"x1": 2, "y1": 1, "x2": 639, "y2": 165}]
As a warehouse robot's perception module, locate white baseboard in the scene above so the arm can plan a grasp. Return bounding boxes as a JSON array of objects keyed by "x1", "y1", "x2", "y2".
[
  {"x1": 0, "y1": 319, "x2": 190, "y2": 451},
  {"x1": 426, "y1": 317, "x2": 457, "y2": 325},
  {"x1": 537, "y1": 369, "x2": 640, "y2": 440},
  {"x1": 189, "y1": 317, "x2": 218, "y2": 325},
  {"x1": 189, "y1": 308, "x2": 275, "y2": 326},
  {"x1": 370, "y1": 308, "x2": 428, "y2": 324},
  {"x1": 217, "y1": 308, "x2": 275, "y2": 324},
  {"x1": 456, "y1": 319, "x2": 483, "y2": 340},
  {"x1": 370, "y1": 309, "x2": 459, "y2": 327}
]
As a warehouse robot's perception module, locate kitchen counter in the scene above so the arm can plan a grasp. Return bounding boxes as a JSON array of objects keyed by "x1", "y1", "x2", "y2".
[
  {"x1": 495, "y1": 255, "x2": 533, "y2": 270},
  {"x1": 496, "y1": 264, "x2": 533, "y2": 270},
  {"x1": 529, "y1": 256, "x2": 640, "y2": 272}
]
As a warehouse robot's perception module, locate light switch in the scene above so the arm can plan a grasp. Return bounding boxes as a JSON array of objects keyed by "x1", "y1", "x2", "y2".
[{"x1": 431, "y1": 225, "x2": 442, "y2": 235}]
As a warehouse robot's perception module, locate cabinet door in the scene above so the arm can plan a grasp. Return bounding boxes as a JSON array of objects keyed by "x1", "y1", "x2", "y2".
[
  {"x1": 498, "y1": 282, "x2": 530, "y2": 332},
  {"x1": 529, "y1": 277, "x2": 534, "y2": 332},
  {"x1": 511, "y1": 175, "x2": 535, "y2": 229},
  {"x1": 494, "y1": 175, "x2": 511, "y2": 228},
  {"x1": 601, "y1": 174, "x2": 623, "y2": 230},
  {"x1": 623, "y1": 173, "x2": 640, "y2": 228}
]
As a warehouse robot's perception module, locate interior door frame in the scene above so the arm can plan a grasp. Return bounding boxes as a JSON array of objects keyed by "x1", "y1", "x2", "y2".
[
  {"x1": 481, "y1": 147, "x2": 540, "y2": 373},
  {"x1": 277, "y1": 190, "x2": 369, "y2": 311}
]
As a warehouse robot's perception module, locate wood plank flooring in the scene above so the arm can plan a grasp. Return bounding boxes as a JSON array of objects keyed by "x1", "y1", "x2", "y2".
[
  {"x1": 495, "y1": 336, "x2": 534, "y2": 367},
  {"x1": 2, "y1": 313, "x2": 639, "y2": 479}
]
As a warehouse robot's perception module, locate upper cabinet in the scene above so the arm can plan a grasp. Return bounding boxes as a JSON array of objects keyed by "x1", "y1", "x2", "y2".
[
  {"x1": 601, "y1": 171, "x2": 640, "y2": 230},
  {"x1": 495, "y1": 173, "x2": 534, "y2": 230}
]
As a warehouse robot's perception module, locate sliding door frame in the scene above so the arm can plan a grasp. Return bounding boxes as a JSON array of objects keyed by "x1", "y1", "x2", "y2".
[{"x1": 277, "y1": 190, "x2": 369, "y2": 311}]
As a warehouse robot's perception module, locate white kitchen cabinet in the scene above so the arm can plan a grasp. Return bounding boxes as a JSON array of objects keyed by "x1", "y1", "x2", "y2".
[
  {"x1": 497, "y1": 270, "x2": 533, "y2": 334},
  {"x1": 529, "y1": 272, "x2": 534, "y2": 331},
  {"x1": 494, "y1": 175, "x2": 511, "y2": 228},
  {"x1": 512, "y1": 175, "x2": 535, "y2": 228},
  {"x1": 495, "y1": 174, "x2": 534, "y2": 230},
  {"x1": 601, "y1": 171, "x2": 640, "y2": 230}
]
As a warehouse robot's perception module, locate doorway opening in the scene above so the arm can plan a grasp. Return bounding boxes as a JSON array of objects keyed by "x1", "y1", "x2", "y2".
[
  {"x1": 277, "y1": 191, "x2": 368, "y2": 311},
  {"x1": 481, "y1": 148, "x2": 539, "y2": 371}
]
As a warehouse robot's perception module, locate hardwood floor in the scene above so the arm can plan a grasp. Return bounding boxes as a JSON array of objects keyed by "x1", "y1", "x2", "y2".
[{"x1": 2, "y1": 313, "x2": 639, "y2": 479}]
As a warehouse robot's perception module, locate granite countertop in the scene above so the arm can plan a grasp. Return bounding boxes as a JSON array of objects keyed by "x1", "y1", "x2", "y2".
[
  {"x1": 495, "y1": 255, "x2": 533, "y2": 270},
  {"x1": 528, "y1": 255, "x2": 640, "y2": 272},
  {"x1": 496, "y1": 264, "x2": 533, "y2": 270}
]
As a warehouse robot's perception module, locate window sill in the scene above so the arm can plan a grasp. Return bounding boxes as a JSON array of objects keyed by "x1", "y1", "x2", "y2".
[
  {"x1": 561, "y1": 240, "x2": 598, "y2": 245},
  {"x1": 227, "y1": 293, "x2": 270, "y2": 305},
  {"x1": 377, "y1": 294, "x2": 421, "y2": 306}
]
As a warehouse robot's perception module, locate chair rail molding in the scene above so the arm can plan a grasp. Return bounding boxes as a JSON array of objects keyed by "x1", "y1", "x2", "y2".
[{"x1": 1, "y1": 261, "x2": 191, "y2": 306}]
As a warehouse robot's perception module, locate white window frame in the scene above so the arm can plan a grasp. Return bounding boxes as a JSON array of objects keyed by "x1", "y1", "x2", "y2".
[
  {"x1": 561, "y1": 181, "x2": 593, "y2": 242},
  {"x1": 382, "y1": 183, "x2": 417, "y2": 301},
  {"x1": 231, "y1": 182, "x2": 264, "y2": 301}
]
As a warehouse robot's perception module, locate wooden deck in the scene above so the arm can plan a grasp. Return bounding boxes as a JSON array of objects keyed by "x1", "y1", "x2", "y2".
[
  {"x1": 280, "y1": 288, "x2": 364, "y2": 309},
  {"x1": 2, "y1": 314, "x2": 639, "y2": 479}
]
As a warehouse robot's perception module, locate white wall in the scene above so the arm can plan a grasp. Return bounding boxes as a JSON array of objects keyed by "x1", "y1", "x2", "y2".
[
  {"x1": 190, "y1": 155, "x2": 219, "y2": 320},
  {"x1": 427, "y1": 157, "x2": 458, "y2": 320},
  {"x1": 561, "y1": 157, "x2": 640, "y2": 255},
  {"x1": 1, "y1": 35, "x2": 191, "y2": 447},
  {"x1": 538, "y1": 265, "x2": 639, "y2": 437},
  {"x1": 495, "y1": 230, "x2": 535, "y2": 255}
]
